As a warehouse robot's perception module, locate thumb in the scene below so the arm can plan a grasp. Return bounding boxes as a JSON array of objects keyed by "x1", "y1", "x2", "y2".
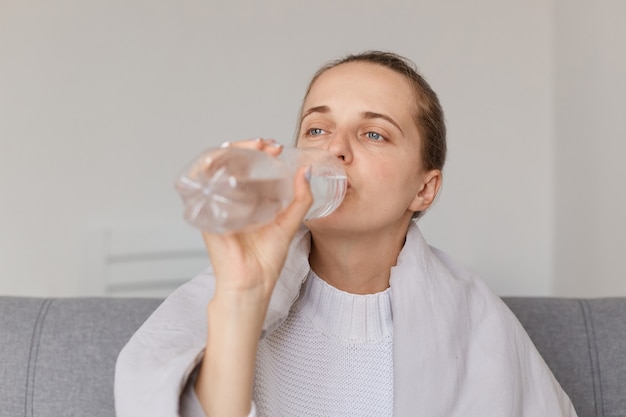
[{"x1": 274, "y1": 166, "x2": 313, "y2": 237}]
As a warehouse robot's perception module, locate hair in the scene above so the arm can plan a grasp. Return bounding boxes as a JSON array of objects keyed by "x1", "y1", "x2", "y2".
[{"x1": 297, "y1": 50, "x2": 447, "y2": 217}]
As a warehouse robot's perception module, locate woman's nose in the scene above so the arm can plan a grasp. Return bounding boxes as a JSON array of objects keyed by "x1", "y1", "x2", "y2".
[{"x1": 326, "y1": 131, "x2": 353, "y2": 164}]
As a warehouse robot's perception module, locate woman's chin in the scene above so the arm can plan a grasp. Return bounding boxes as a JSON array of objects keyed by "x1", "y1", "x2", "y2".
[
  {"x1": 303, "y1": 207, "x2": 360, "y2": 235},
  {"x1": 303, "y1": 211, "x2": 344, "y2": 232}
]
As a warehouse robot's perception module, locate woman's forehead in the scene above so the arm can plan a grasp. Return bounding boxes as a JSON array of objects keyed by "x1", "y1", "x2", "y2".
[{"x1": 303, "y1": 62, "x2": 417, "y2": 122}]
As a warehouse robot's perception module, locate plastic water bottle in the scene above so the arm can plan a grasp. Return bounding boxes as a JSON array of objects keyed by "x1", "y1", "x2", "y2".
[{"x1": 175, "y1": 146, "x2": 347, "y2": 234}]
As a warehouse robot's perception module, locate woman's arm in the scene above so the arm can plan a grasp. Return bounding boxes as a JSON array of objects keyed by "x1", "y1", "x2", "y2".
[
  {"x1": 193, "y1": 139, "x2": 313, "y2": 417},
  {"x1": 196, "y1": 292, "x2": 267, "y2": 416}
]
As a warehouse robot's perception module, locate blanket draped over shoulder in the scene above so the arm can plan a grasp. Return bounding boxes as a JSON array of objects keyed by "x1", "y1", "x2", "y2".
[{"x1": 115, "y1": 222, "x2": 577, "y2": 417}]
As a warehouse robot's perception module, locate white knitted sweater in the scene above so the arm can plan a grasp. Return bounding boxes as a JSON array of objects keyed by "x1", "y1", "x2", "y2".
[{"x1": 253, "y1": 271, "x2": 393, "y2": 416}]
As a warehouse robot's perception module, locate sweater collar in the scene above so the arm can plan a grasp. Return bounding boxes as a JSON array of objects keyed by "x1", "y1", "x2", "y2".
[{"x1": 294, "y1": 271, "x2": 393, "y2": 343}]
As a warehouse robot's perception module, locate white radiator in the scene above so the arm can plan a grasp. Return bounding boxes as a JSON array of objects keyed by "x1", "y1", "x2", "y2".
[{"x1": 82, "y1": 226, "x2": 209, "y2": 297}]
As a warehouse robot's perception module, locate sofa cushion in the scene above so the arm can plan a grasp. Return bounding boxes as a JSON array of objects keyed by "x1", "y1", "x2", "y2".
[
  {"x1": 0, "y1": 297, "x2": 161, "y2": 417},
  {"x1": 504, "y1": 297, "x2": 626, "y2": 417}
]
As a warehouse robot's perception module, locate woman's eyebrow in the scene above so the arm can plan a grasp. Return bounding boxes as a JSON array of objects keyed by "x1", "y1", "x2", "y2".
[
  {"x1": 361, "y1": 111, "x2": 403, "y2": 134},
  {"x1": 301, "y1": 105, "x2": 330, "y2": 121},
  {"x1": 300, "y1": 107, "x2": 403, "y2": 135}
]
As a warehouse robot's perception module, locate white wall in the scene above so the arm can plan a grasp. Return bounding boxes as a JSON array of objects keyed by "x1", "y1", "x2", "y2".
[
  {"x1": 554, "y1": 0, "x2": 626, "y2": 297},
  {"x1": 1, "y1": 0, "x2": 558, "y2": 297}
]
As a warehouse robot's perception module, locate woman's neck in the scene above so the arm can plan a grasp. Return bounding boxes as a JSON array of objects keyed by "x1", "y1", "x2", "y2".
[{"x1": 308, "y1": 222, "x2": 410, "y2": 294}]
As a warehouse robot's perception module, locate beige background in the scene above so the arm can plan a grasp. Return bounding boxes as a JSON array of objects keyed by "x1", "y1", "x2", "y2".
[{"x1": 1, "y1": 0, "x2": 624, "y2": 297}]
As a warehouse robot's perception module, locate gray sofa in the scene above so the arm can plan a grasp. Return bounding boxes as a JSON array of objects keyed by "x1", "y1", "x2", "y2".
[{"x1": 1, "y1": 296, "x2": 625, "y2": 417}]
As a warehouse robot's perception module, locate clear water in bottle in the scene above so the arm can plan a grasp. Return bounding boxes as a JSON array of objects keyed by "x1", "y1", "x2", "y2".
[
  {"x1": 306, "y1": 175, "x2": 348, "y2": 219},
  {"x1": 175, "y1": 146, "x2": 347, "y2": 234}
]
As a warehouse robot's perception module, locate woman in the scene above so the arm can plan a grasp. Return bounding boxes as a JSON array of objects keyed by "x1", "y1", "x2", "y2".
[{"x1": 115, "y1": 51, "x2": 577, "y2": 416}]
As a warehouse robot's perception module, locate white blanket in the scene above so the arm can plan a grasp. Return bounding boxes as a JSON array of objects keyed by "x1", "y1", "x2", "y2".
[{"x1": 115, "y1": 222, "x2": 577, "y2": 416}]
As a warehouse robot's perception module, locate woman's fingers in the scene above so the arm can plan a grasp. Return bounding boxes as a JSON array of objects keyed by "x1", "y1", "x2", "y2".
[
  {"x1": 275, "y1": 165, "x2": 314, "y2": 238},
  {"x1": 223, "y1": 138, "x2": 283, "y2": 156},
  {"x1": 202, "y1": 164, "x2": 312, "y2": 261}
]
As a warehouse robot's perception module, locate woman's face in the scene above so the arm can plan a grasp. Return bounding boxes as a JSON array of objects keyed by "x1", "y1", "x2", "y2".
[{"x1": 297, "y1": 62, "x2": 440, "y2": 236}]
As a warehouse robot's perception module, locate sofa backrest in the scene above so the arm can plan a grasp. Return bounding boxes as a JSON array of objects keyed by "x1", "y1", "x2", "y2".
[{"x1": 1, "y1": 296, "x2": 624, "y2": 417}]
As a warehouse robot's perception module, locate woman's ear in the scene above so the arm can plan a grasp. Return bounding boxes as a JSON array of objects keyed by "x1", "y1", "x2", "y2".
[{"x1": 408, "y1": 170, "x2": 442, "y2": 212}]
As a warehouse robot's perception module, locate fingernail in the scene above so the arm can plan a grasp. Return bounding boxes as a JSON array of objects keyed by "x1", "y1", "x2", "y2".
[
  {"x1": 220, "y1": 141, "x2": 231, "y2": 148},
  {"x1": 269, "y1": 142, "x2": 283, "y2": 148},
  {"x1": 305, "y1": 166, "x2": 312, "y2": 183}
]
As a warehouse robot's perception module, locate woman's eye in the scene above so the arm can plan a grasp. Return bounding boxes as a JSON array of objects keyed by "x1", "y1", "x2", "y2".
[
  {"x1": 366, "y1": 131, "x2": 384, "y2": 141},
  {"x1": 307, "y1": 128, "x2": 325, "y2": 136}
]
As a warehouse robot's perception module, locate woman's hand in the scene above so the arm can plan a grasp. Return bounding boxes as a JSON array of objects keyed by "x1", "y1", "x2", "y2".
[
  {"x1": 202, "y1": 138, "x2": 313, "y2": 303},
  {"x1": 195, "y1": 138, "x2": 313, "y2": 417}
]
